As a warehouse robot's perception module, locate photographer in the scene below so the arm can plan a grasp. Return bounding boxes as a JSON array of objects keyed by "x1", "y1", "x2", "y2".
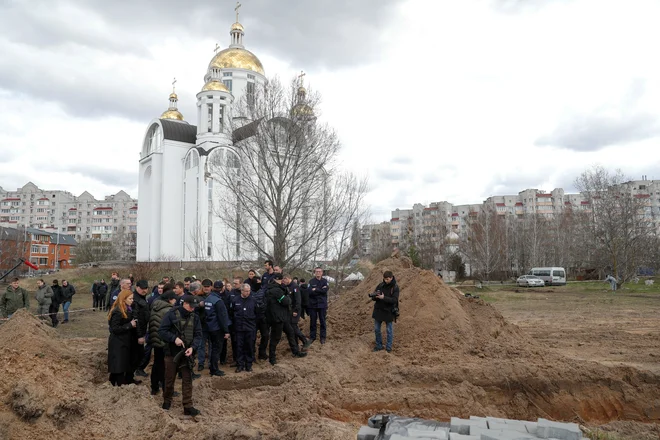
[{"x1": 370, "y1": 271, "x2": 399, "y2": 353}]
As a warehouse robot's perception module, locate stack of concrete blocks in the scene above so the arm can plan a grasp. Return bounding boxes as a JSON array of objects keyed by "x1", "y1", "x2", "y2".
[
  {"x1": 447, "y1": 416, "x2": 586, "y2": 440},
  {"x1": 357, "y1": 415, "x2": 586, "y2": 440}
]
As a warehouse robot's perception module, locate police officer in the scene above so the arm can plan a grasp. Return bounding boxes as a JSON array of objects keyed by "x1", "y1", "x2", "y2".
[
  {"x1": 159, "y1": 295, "x2": 203, "y2": 416},
  {"x1": 265, "y1": 273, "x2": 307, "y2": 365},
  {"x1": 283, "y1": 274, "x2": 311, "y2": 351},
  {"x1": 203, "y1": 280, "x2": 230, "y2": 376},
  {"x1": 231, "y1": 284, "x2": 258, "y2": 372},
  {"x1": 308, "y1": 267, "x2": 329, "y2": 344}
]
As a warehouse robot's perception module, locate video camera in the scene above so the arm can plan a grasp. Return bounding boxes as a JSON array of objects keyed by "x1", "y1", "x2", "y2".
[{"x1": 368, "y1": 290, "x2": 382, "y2": 299}]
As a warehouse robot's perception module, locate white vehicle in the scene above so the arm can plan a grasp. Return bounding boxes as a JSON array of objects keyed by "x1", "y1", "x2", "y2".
[
  {"x1": 529, "y1": 267, "x2": 567, "y2": 286},
  {"x1": 516, "y1": 275, "x2": 545, "y2": 287}
]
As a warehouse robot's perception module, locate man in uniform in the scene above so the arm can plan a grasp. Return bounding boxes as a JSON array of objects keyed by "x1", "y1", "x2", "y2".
[
  {"x1": 308, "y1": 267, "x2": 329, "y2": 344},
  {"x1": 159, "y1": 295, "x2": 203, "y2": 416},
  {"x1": 283, "y1": 274, "x2": 311, "y2": 351},
  {"x1": 203, "y1": 280, "x2": 230, "y2": 376},
  {"x1": 265, "y1": 273, "x2": 307, "y2": 365},
  {"x1": 231, "y1": 284, "x2": 257, "y2": 372}
]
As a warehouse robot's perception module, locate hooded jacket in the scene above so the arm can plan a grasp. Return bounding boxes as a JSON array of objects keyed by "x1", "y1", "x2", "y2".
[
  {"x1": 1, "y1": 285, "x2": 29, "y2": 318},
  {"x1": 36, "y1": 285, "x2": 54, "y2": 307},
  {"x1": 371, "y1": 277, "x2": 400, "y2": 323},
  {"x1": 265, "y1": 281, "x2": 291, "y2": 324}
]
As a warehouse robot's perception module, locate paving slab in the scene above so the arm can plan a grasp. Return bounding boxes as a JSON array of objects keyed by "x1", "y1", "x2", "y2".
[
  {"x1": 357, "y1": 425, "x2": 380, "y2": 440},
  {"x1": 450, "y1": 417, "x2": 488, "y2": 435},
  {"x1": 479, "y1": 431, "x2": 536, "y2": 440},
  {"x1": 448, "y1": 434, "x2": 479, "y2": 440},
  {"x1": 488, "y1": 421, "x2": 528, "y2": 433},
  {"x1": 537, "y1": 418, "x2": 582, "y2": 440}
]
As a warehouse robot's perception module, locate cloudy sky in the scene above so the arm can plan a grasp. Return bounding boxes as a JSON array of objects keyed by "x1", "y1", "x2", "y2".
[{"x1": 1, "y1": 0, "x2": 660, "y2": 221}]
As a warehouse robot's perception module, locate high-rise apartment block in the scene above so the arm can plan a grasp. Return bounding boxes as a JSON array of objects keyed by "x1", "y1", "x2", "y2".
[{"x1": 0, "y1": 182, "x2": 137, "y2": 260}]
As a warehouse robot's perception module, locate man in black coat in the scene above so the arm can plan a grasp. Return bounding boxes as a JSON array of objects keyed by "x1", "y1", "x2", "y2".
[
  {"x1": 265, "y1": 273, "x2": 307, "y2": 365},
  {"x1": 371, "y1": 270, "x2": 400, "y2": 353},
  {"x1": 298, "y1": 278, "x2": 309, "y2": 320},
  {"x1": 49, "y1": 280, "x2": 63, "y2": 327},
  {"x1": 132, "y1": 280, "x2": 151, "y2": 378},
  {"x1": 283, "y1": 275, "x2": 310, "y2": 351},
  {"x1": 97, "y1": 279, "x2": 108, "y2": 311}
]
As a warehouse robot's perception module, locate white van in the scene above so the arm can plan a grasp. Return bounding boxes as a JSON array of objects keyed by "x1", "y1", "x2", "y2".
[{"x1": 529, "y1": 267, "x2": 567, "y2": 286}]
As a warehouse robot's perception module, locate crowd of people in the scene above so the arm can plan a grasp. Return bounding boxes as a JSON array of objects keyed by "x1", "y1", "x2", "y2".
[
  {"x1": 1, "y1": 261, "x2": 401, "y2": 417},
  {"x1": 0, "y1": 276, "x2": 76, "y2": 326},
  {"x1": 103, "y1": 259, "x2": 336, "y2": 416}
]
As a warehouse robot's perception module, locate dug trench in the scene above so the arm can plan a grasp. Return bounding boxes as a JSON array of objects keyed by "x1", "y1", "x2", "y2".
[{"x1": 1, "y1": 254, "x2": 659, "y2": 439}]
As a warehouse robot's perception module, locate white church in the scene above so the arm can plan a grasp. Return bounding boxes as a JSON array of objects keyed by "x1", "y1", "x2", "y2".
[{"x1": 137, "y1": 10, "x2": 299, "y2": 262}]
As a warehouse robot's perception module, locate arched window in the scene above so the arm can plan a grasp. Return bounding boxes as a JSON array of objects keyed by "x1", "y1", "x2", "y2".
[
  {"x1": 185, "y1": 149, "x2": 200, "y2": 171},
  {"x1": 208, "y1": 147, "x2": 240, "y2": 171},
  {"x1": 142, "y1": 124, "x2": 162, "y2": 157}
]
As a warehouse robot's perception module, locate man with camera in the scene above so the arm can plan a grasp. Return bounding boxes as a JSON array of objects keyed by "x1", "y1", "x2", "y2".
[{"x1": 370, "y1": 270, "x2": 399, "y2": 353}]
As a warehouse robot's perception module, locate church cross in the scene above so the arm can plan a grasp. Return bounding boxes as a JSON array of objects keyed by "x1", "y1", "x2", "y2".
[
  {"x1": 235, "y1": 2, "x2": 242, "y2": 22},
  {"x1": 214, "y1": 43, "x2": 220, "y2": 54},
  {"x1": 298, "y1": 70, "x2": 306, "y2": 87},
  {"x1": 172, "y1": 77, "x2": 177, "y2": 93}
]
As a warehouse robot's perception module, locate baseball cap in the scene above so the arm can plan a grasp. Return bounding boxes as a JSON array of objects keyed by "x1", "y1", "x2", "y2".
[
  {"x1": 182, "y1": 295, "x2": 200, "y2": 306},
  {"x1": 273, "y1": 273, "x2": 283, "y2": 280},
  {"x1": 213, "y1": 281, "x2": 224, "y2": 289},
  {"x1": 136, "y1": 280, "x2": 149, "y2": 289}
]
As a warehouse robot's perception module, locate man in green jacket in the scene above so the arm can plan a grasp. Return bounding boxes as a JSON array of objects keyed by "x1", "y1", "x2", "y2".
[
  {"x1": 1, "y1": 277, "x2": 30, "y2": 319},
  {"x1": 35, "y1": 279, "x2": 54, "y2": 323}
]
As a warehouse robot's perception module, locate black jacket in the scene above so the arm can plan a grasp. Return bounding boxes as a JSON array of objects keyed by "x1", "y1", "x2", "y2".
[
  {"x1": 244, "y1": 277, "x2": 261, "y2": 292},
  {"x1": 286, "y1": 281, "x2": 302, "y2": 323},
  {"x1": 300, "y1": 283, "x2": 310, "y2": 309},
  {"x1": 371, "y1": 277, "x2": 400, "y2": 323},
  {"x1": 97, "y1": 283, "x2": 108, "y2": 297},
  {"x1": 51, "y1": 284, "x2": 64, "y2": 305},
  {"x1": 107, "y1": 309, "x2": 135, "y2": 374},
  {"x1": 132, "y1": 292, "x2": 150, "y2": 338},
  {"x1": 230, "y1": 294, "x2": 257, "y2": 332},
  {"x1": 265, "y1": 281, "x2": 291, "y2": 324},
  {"x1": 61, "y1": 284, "x2": 76, "y2": 302}
]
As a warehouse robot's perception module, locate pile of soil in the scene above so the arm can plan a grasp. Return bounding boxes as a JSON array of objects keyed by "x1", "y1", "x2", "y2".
[{"x1": 1, "y1": 254, "x2": 660, "y2": 439}]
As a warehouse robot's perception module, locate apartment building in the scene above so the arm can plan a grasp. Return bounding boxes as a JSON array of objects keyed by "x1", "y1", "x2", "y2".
[
  {"x1": 0, "y1": 226, "x2": 77, "y2": 272},
  {"x1": 362, "y1": 179, "x2": 660, "y2": 257},
  {"x1": 0, "y1": 182, "x2": 137, "y2": 260}
]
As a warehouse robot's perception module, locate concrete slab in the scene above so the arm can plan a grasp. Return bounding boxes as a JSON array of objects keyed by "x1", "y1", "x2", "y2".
[
  {"x1": 488, "y1": 421, "x2": 528, "y2": 433},
  {"x1": 357, "y1": 425, "x2": 380, "y2": 440},
  {"x1": 448, "y1": 434, "x2": 479, "y2": 440},
  {"x1": 406, "y1": 428, "x2": 448, "y2": 439},
  {"x1": 450, "y1": 417, "x2": 488, "y2": 435},
  {"x1": 537, "y1": 418, "x2": 582, "y2": 440},
  {"x1": 479, "y1": 431, "x2": 535, "y2": 440}
]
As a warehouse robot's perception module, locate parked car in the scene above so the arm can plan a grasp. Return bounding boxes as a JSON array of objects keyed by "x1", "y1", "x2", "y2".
[{"x1": 516, "y1": 275, "x2": 545, "y2": 287}]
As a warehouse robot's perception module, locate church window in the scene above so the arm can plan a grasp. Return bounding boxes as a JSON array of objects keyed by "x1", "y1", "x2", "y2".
[
  {"x1": 207, "y1": 104, "x2": 213, "y2": 132},
  {"x1": 247, "y1": 74, "x2": 255, "y2": 80},
  {"x1": 192, "y1": 152, "x2": 199, "y2": 167},
  {"x1": 247, "y1": 82, "x2": 255, "y2": 106},
  {"x1": 223, "y1": 80, "x2": 232, "y2": 92},
  {"x1": 143, "y1": 124, "x2": 162, "y2": 156},
  {"x1": 185, "y1": 155, "x2": 191, "y2": 170},
  {"x1": 223, "y1": 72, "x2": 232, "y2": 77},
  {"x1": 218, "y1": 105, "x2": 224, "y2": 133}
]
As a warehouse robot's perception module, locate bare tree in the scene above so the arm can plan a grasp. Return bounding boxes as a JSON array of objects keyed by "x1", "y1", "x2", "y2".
[
  {"x1": 575, "y1": 166, "x2": 654, "y2": 286},
  {"x1": 74, "y1": 239, "x2": 119, "y2": 264},
  {"x1": 463, "y1": 207, "x2": 505, "y2": 280},
  {"x1": 209, "y1": 77, "x2": 365, "y2": 269},
  {"x1": 185, "y1": 218, "x2": 208, "y2": 262}
]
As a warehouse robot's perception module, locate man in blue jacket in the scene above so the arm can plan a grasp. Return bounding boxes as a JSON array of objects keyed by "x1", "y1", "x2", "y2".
[
  {"x1": 308, "y1": 267, "x2": 329, "y2": 344},
  {"x1": 231, "y1": 283, "x2": 258, "y2": 372},
  {"x1": 203, "y1": 280, "x2": 231, "y2": 376}
]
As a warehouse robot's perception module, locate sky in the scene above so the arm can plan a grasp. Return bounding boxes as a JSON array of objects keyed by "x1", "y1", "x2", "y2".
[{"x1": 2, "y1": 0, "x2": 660, "y2": 221}]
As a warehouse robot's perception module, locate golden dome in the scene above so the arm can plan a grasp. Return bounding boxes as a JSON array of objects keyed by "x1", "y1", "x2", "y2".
[
  {"x1": 209, "y1": 47, "x2": 264, "y2": 76},
  {"x1": 231, "y1": 22, "x2": 244, "y2": 32},
  {"x1": 161, "y1": 109, "x2": 184, "y2": 121},
  {"x1": 169, "y1": 92, "x2": 178, "y2": 100},
  {"x1": 201, "y1": 80, "x2": 230, "y2": 93},
  {"x1": 292, "y1": 103, "x2": 315, "y2": 117},
  {"x1": 298, "y1": 86, "x2": 307, "y2": 95}
]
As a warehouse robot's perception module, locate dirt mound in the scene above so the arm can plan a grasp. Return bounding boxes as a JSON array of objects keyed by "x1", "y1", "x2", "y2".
[
  {"x1": 2, "y1": 260, "x2": 660, "y2": 439},
  {"x1": 330, "y1": 254, "x2": 528, "y2": 359}
]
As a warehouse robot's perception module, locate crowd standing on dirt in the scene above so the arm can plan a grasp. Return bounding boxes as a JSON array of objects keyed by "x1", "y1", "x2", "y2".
[
  {"x1": 101, "y1": 259, "x2": 352, "y2": 417},
  {"x1": 1, "y1": 262, "x2": 400, "y2": 417}
]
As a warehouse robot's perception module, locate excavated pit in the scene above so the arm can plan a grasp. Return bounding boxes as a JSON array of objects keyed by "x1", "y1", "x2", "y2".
[{"x1": 1, "y1": 255, "x2": 659, "y2": 439}]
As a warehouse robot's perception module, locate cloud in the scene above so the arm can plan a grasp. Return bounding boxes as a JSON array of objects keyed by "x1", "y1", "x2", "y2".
[
  {"x1": 489, "y1": 0, "x2": 571, "y2": 14},
  {"x1": 62, "y1": 164, "x2": 138, "y2": 189},
  {"x1": 535, "y1": 112, "x2": 660, "y2": 152}
]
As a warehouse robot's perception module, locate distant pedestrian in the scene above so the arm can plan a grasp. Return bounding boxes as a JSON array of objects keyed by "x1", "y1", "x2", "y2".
[
  {"x1": 97, "y1": 279, "x2": 108, "y2": 311},
  {"x1": 60, "y1": 279, "x2": 76, "y2": 323},
  {"x1": 605, "y1": 274, "x2": 617, "y2": 291},
  {"x1": 50, "y1": 280, "x2": 63, "y2": 327},
  {"x1": 35, "y1": 279, "x2": 53, "y2": 323}
]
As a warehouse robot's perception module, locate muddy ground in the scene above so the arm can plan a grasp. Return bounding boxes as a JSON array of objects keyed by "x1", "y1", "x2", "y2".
[{"x1": 1, "y1": 256, "x2": 660, "y2": 439}]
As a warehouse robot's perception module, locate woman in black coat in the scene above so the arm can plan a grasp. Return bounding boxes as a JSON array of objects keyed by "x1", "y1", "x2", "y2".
[
  {"x1": 107, "y1": 289, "x2": 137, "y2": 386},
  {"x1": 371, "y1": 270, "x2": 399, "y2": 353}
]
